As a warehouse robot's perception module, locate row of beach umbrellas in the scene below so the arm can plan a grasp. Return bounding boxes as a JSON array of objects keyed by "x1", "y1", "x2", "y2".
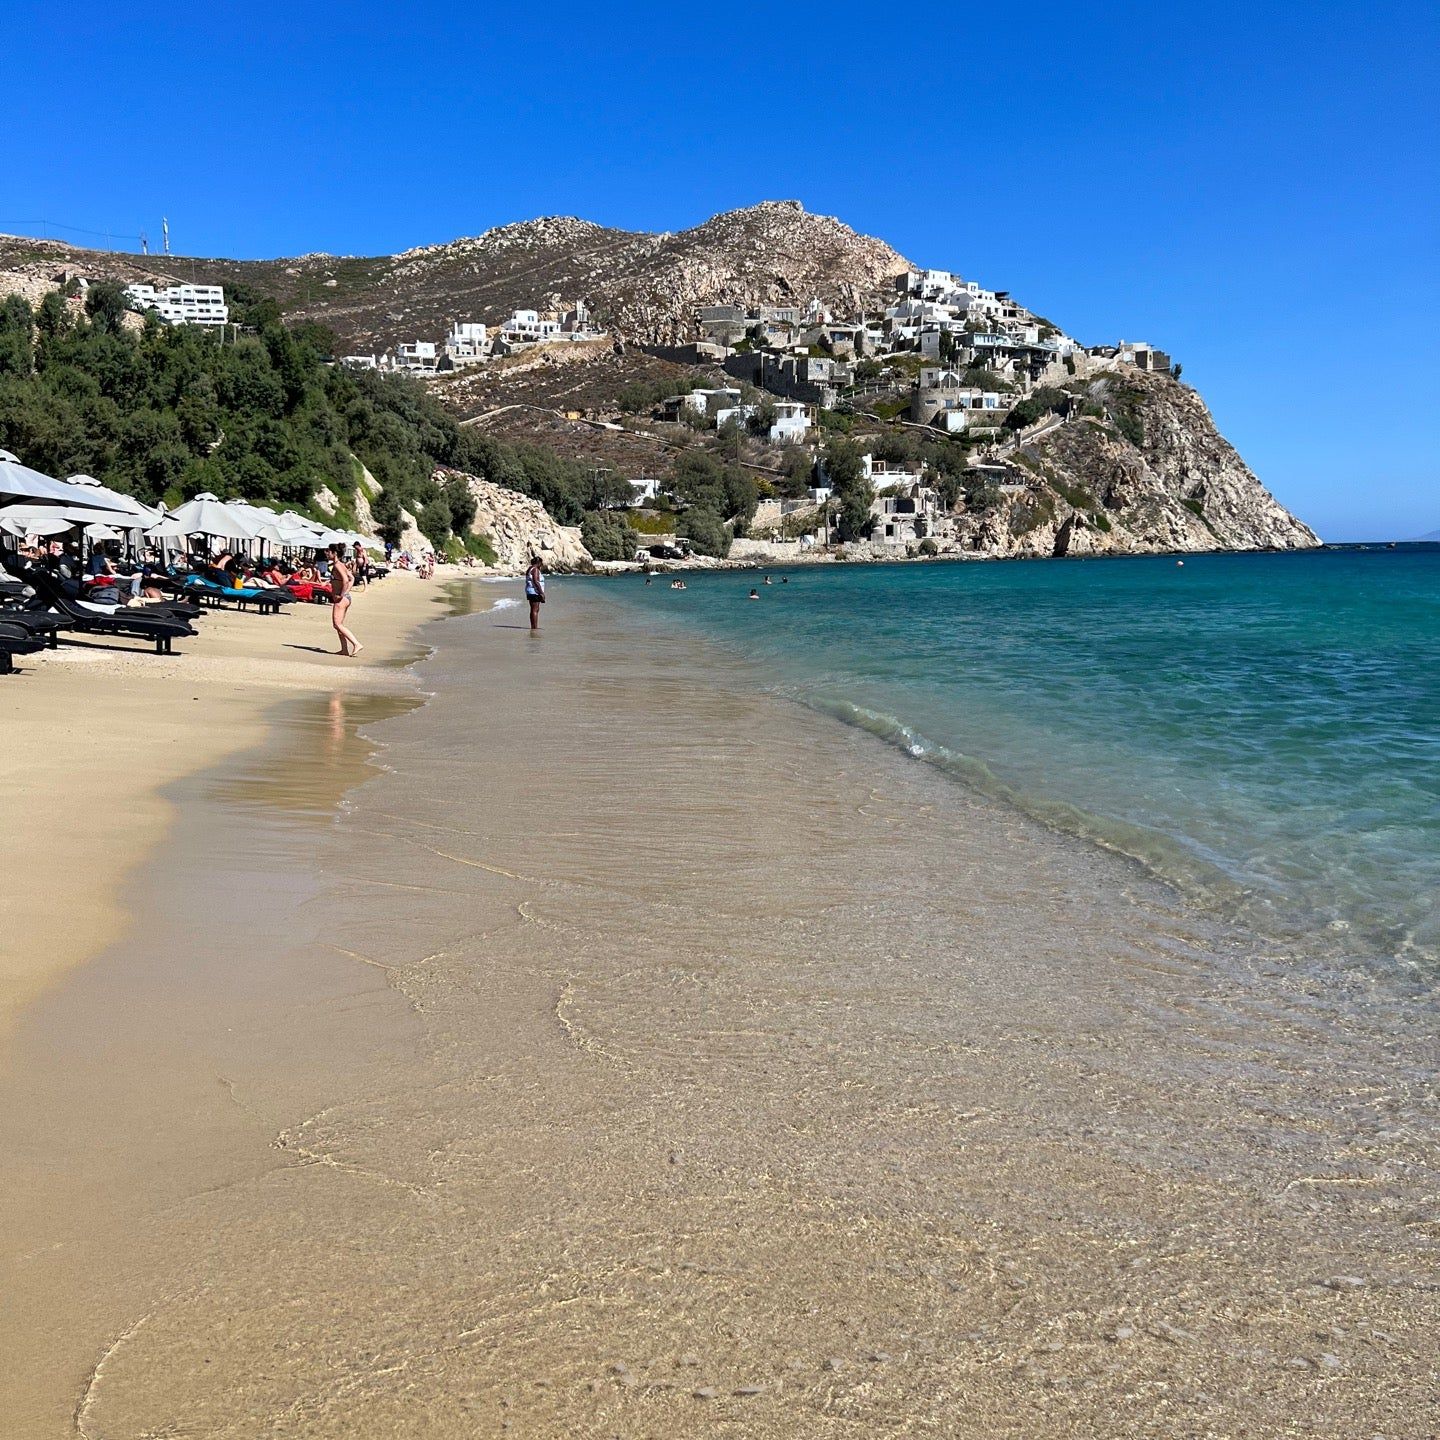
[{"x1": 0, "y1": 452, "x2": 383, "y2": 552}]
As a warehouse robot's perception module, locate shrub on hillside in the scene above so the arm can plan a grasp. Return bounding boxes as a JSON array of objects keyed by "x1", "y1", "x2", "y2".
[
  {"x1": 677, "y1": 506, "x2": 731, "y2": 558},
  {"x1": 581, "y1": 510, "x2": 640, "y2": 562}
]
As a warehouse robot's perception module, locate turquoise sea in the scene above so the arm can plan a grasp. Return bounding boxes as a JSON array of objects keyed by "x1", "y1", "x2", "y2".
[{"x1": 593, "y1": 547, "x2": 1440, "y2": 974}]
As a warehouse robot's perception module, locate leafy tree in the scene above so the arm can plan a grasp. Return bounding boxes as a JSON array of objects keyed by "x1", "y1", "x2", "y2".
[
  {"x1": 36, "y1": 291, "x2": 69, "y2": 340},
  {"x1": 0, "y1": 295, "x2": 35, "y2": 377},
  {"x1": 84, "y1": 281, "x2": 130, "y2": 334},
  {"x1": 440, "y1": 472, "x2": 478, "y2": 534},
  {"x1": 677, "y1": 505, "x2": 731, "y2": 558},
  {"x1": 581, "y1": 510, "x2": 640, "y2": 561},
  {"x1": 824, "y1": 437, "x2": 873, "y2": 543},
  {"x1": 417, "y1": 495, "x2": 453, "y2": 548}
]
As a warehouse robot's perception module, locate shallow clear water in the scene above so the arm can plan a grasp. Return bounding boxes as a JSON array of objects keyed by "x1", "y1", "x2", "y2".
[{"x1": 590, "y1": 547, "x2": 1440, "y2": 971}]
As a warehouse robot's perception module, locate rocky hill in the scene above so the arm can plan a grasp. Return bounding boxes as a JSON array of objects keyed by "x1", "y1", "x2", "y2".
[
  {"x1": 0, "y1": 202, "x2": 909, "y2": 353},
  {"x1": 957, "y1": 371, "x2": 1319, "y2": 558},
  {"x1": 0, "y1": 206, "x2": 1319, "y2": 558}
]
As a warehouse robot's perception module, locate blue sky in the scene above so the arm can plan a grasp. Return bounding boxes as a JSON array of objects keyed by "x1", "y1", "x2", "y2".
[{"x1": 7, "y1": 1, "x2": 1437, "y2": 539}]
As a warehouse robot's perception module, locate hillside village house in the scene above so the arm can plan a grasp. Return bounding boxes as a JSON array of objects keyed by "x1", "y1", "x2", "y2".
[
  {"x1": 499, "y1": 309, "x2": 562, "y2": 345},
  {"x1": 444, "y1": 321, "x2": 489, "y2": 366},
  {"x1": 396, "y1": 340, "x2": 438, "y2": 373},
  {"x1": 769, "y1": 400, "x2": 810, "y2": 444},
  {"x1": 1116, "y1": 340, "x2": 1173, "y2": 373},
  {"x1": 870, "y1": 481, "x2": 942, "y2": 547},
  {"x1": 663, "y1": 387, "x2": 743, "y2": 422},
  {"x1": 124, "y1": 283, "x2": 229, "y2": 326},
  {"x1": 912, "y1": 367, "x2": 1010, "y2": 429},
  {"x1": 713, "y1": 403, "x2": 758, "y2": 430}
]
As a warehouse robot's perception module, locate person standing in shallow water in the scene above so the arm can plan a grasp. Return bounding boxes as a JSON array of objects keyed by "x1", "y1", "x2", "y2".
[
  {"x1": 524, "y1": 555, "x2": 546, "y2": 631},
  {"x1": 328, "y1": 544, "x2": 362, "y2": 657}
]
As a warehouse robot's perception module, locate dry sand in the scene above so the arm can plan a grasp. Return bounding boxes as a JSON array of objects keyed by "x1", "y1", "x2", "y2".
[{"x1": 0, "y1": 570, "x2": 463, "y2": 1029}]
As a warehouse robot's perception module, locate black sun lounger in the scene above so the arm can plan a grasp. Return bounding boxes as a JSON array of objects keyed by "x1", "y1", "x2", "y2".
[
  {"x1": 1, "y1": 557, "x2": 196, "y2": 655},
  {"x1": 0, "y1": 604, "x2": 72, "y2": 648},
  {"x1": 0, "y1": 621, "x2": 46, "y2": 673}
]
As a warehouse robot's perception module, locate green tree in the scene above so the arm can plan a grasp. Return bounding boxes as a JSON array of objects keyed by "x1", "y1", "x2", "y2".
[
  {"x1": 441, "y1": 472, "x2": 478, "y2": 534},
  {"x1": 417, "y1": 495, "x2": 453, "y2": 548},
  {"x1": 0, "y1": 295, "x2": 35, "y2": 377},
  {"x1": 824, "y1": 438, "x2": 873, "y2": 543},
  {"x1": 677, "y1": 506, "x2": 731, "y2": 558},
  {"x1": 84, "y1": 281, "x2": 129, "y2": 334},
  {"x1": 581, "y1": 510, "x2": 639, "y2": 561}
]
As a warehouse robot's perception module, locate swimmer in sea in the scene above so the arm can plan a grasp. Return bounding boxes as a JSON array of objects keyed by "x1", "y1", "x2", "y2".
[{"x1": 748, "y1": 588, "x2": 760, "y2": 599}]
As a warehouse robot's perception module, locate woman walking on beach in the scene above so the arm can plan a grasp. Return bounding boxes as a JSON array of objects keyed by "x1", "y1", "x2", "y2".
[
  {"x1": 329, "y1": 544, "x2": 362, "y2": 657},
  {"x1": 525, "y1": 555, "x2": 546, "y2": 631}
]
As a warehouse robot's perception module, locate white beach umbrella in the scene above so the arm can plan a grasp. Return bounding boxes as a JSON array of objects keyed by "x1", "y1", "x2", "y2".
[
  {"x1": 274, "y1": 512, "x2": 326, "y2": 546},
  {"x1": 66, "y1": 474, "x2": 163, "y2": 527},
  {"x1": 1, "y1": 501, "x2": 143, "y2": 532},
  {"x1": 84, "y1": 523, "x2": 124, "y2": 541},
  {"x1": 0, "y1": 509, "x2": 73, "y2": 537},
  {"x1": 0, "y1": 452, "x2": 135, "y2": 513},
  {"x1": 146, "y1": 495, "x2": 263, "y2": 542}
]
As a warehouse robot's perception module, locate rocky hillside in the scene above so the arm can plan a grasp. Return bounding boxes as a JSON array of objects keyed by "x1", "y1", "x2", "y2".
[
  {"x1": 0, "y1": 202, "x2": 909, "y2": 353},
  {"x1": 957, "y1": 371, "x2": 1319, "y2": 557},
  {"x1": 0, "y1": 208, "x2": 1319, "y2": 557}
]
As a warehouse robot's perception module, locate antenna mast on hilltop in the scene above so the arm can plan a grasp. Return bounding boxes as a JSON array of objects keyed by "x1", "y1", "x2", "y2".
[
  {"x1": 140, "y1": 232, "x2": 149, "y2": 255},
  {"x1": 162, "y1": 217, "x2": 170, "y2": 256}
]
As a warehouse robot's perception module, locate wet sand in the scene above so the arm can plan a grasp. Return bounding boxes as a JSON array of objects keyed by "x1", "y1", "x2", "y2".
[
  {"x1": 2, "y1": 583, "x2": 1436, "y2": 1437},
  {"x1": 0, "y1": 570, "x2": 463, "y2": 1029}
]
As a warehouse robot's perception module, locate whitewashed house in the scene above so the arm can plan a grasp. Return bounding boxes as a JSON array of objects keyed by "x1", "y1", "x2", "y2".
[
  {"x1": 714, "y1": 404, "x2": 759, "y2": 430},
  {"x1": 445, "y1": 322, "x2": 489, "y2": 364},
  {"x1": 396, "y1": 341, "x2": 438, "y2": 373},
  {"x1": 500, "y1": 309, "x2": 562, "y2": 345},
  {"x1": 769, "y1": 400, "x2": 810, "y2": 444},
  {"x1": 124, "y1": 283, "x2": 229, "y2": 326}
]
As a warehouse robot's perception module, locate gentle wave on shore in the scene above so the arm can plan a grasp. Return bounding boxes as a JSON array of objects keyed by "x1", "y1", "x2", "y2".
[{"x1": 598, "y1": 547, "x2": 1440, "y2": 977}]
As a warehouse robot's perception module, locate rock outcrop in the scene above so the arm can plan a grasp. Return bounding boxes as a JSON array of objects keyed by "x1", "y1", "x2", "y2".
[
  {"x1": 434, "y1": 468, "x2": 591, "y2": 571},
  {"x1": 954, "y1": 371, "x2": 1318, "y2": 557}
]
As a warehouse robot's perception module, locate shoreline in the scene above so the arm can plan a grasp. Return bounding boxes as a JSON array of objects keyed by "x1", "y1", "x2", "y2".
[
  {"x1": 0, "y1": 568, "x2": 483, "y2": 1031},
  {"x1": 2, "y1": 573, "x2": 1434, "y2": 1435}
]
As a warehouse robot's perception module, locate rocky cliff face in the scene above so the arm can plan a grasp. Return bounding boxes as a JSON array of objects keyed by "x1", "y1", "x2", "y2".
[
  {"x1": 956, "y1": 372, "x2": 1318, "y2": 557},
  {"x1": 436, "y1": 468, "x2": 591, "y2": 571}
]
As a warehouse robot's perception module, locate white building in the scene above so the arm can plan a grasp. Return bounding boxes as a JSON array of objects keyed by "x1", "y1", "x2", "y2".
[
  {"x1": 714, "y1": 404, "x2": 758, "y2": 430},
  {"x1": 396, "y1": 341, "x2": 438, "y2": 372},
  {"x1": 125, "y1": 283, "x2": 229, "y2": 326},
  {"x1": 446, "y1": 321, "x2": 488, "y2": 361},
  {"x1": 499, "y1": 309, "x2": 562, "y2": 344},
  {"x1": 769, "y1": 400, "x2": 810, "y2": 444}
]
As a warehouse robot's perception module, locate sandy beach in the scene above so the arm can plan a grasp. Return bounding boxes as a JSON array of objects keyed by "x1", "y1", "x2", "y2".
[
  {"x1": 2, "y1": 578, "x2": 1435, "y2": 1438},
  {"x1": 0, "y1": 571, "x2": 465, "y2": 1030}
]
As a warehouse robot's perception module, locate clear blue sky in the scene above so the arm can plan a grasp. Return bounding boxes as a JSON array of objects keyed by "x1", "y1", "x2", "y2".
[{"x1": 7, "y1": 1, "x2": 1437, "y2": 539}]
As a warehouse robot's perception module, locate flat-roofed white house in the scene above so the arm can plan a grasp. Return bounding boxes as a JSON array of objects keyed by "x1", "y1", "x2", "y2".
[
  {"x1": 396, "y1": 341, "x2": 438, "y2": 372},
  {"x1": 714, "y1": 404, "x2": 758, "y2": 431},
  {"x1": 499, "y1": 309, "x2": 562, "y2": 345},
  {"x1": 442, "y1": 322, "x2": 489, "y2": 367},
  {"x1": 125, "y1": 283, "x2": 229, "y2": 326},
  {"x1": 769, "y1": 400, "x2": 810, "y2": 444}
]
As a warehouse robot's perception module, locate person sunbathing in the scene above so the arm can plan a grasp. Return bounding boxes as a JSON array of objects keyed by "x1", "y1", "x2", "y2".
[{"x1": 87, "y1": 543, "x2": 167, "y2": 602}]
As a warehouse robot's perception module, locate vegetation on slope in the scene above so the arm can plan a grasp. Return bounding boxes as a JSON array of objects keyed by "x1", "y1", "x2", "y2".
[{"x1": 0, "y1": 283, "x2": 624, "y2": 548}]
